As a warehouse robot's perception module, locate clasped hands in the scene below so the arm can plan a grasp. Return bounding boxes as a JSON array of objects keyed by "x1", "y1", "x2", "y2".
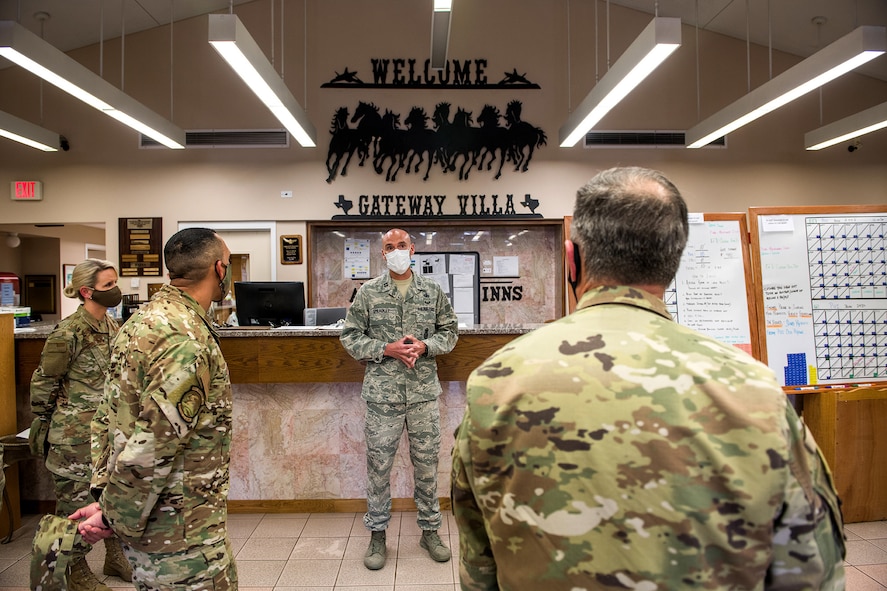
[
  {"x1": 68, "y1": 502, "x2": 115, "y2": 544},
  {"x1": 385, "y1": 335, "x2": 426, "y2": 368}
]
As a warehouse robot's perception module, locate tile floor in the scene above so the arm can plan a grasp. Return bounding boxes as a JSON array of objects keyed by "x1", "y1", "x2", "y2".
[{"x1": 1, "y1": 512, "x2": 886, "y2": 589}]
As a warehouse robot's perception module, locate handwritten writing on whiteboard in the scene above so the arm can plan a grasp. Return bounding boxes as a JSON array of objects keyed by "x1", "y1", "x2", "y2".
[
  {"x1": 763, "y1": 284, "x2": 805, "y2": 302},
  {"x1": 757, "y1": 212, "x2": 887, "y2": 385},
  {"x1": 672, "y1": 219, "x2": 751, "y2": 349}
]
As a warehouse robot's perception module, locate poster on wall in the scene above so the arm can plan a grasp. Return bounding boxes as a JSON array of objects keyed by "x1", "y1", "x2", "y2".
[
  {"x1": 344, "y1": 238, "x2": 371, "y2": 279},
  {"x1": 118, "y1": 217, "x2": 162, "y2": 277}
]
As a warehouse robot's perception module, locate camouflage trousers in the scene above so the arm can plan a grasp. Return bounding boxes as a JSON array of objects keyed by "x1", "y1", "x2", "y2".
[
  {"x1": 50, "y1": 473, "x2": 92, "y2": 559},
  {"x1": 364, "y1": 399, "x2": 442, "y2": 532},
  {"x1": 122, "y1": 537, "x2": 237, "y2": 591}
]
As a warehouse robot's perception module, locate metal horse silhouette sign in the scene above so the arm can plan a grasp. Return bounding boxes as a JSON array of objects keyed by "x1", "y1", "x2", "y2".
[{"x1": 326, "y1": 100, "x2": 547, "y2": 183}]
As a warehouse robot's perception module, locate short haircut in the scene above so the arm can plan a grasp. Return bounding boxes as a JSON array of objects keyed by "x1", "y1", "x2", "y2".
[
  {"x1": 165, "y1": 228, "x2": 224, "y2": 281},
  {"x1": 571, "y1": 166, "x2": 689, "y2": 287},
  {"x1": 63, "y1": 258, "x2": 117, "y2": 301}
]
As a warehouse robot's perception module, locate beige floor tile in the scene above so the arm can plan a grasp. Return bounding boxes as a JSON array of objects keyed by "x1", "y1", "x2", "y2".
[
  {"x1": 845, "y1": 566, "x2": 887, "y2": 591},
  {"x1": 237, "y1": 536, "x2": 297, "y2": 560},
  {"x1": 0, "y1": 559, "x2": 30, "y2": 587},
  {"x1": 302, "y1": 518, "x2": 358, "y2": 538},
  {"x1": 335, "y1": 558, "x2": 396, "y2": 586},
  {"x1": 3, "y1": 513, "x2": 886, "y2": 591},
  {"x1": 233, "y1": 559, "x2": 286, "y2": 586},
  {"x1": 276, "y1": 558, "x2": 341, "y2": 586},
  {"x1": 847, "y1": 541, "x2": 887, "y2": 566},
  {"x1": 227, "y1": 516, "x2": 262, "y2": 538},
  {"x1": 251, "y1": 517, "x2": 307, "y2": 538},
  {"x1": 859, "y1": 564, "x2": 887, "y2": 586},
  {"x1": 393, "y1": 557, "x2": 454, "y2": 586},
  {"x1": 0, "y1": 534, "x2": 32, "y2": 561},
  {"x1": 229, "y1": 536, "x2": 247, "y2": 556},
  {"x1": 290, "y1": 537, "x2": 349, "y2": 560},
  {"x1": 847, "y1": 522, "x2": 887, "y2": 541},
  {"x1": 307, "y1": 512, "x2": 360, "y2": 520}
]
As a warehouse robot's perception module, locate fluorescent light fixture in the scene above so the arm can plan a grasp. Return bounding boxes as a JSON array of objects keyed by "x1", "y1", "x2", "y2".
[
  {"x1": 430, "y1": 0, "x2": 452, "y2": 70},
  {"x1": 687, "y1": 25, "x2": 886, "y2": 149},
  {"x1": 209, "y1": 14, "x2": 316, "y2": 148},
  {"x1": 805, "y1": 100, "x2": 887, "y2": 150},
  {"x1": 0, "y1": 110, "x2": 60, "y2": 151},
  {"x1": 0, "y1": 20, "x2": 185, "y2": 149},
  {"x1": 559, "y1": 17, "x2": 681, "y2": 148}
]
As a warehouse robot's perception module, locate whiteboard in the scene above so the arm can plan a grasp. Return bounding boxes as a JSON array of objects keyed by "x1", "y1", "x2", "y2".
[
  {"x1": 750, "y1": 207, "x2": 887, "y2": 386},
  {"x1": 665, "y1": 213, "x2": 757, "y2": 357}
]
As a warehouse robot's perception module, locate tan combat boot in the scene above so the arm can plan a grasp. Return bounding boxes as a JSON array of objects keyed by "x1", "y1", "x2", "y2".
[
  {"x1": 364, "y1": 530, "x2": 387, "y2": 570},
  {"x1": 103, "y1": 537, "x2": 133, "y2": 582},
  {"x1": 67, "y1": 556, "x2": 111, "y2": 591}
]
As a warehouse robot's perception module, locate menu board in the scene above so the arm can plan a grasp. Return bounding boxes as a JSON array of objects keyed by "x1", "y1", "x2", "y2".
[
  {"x1": 749, "y1": 206, "x2": 887, "y2": 386},
  {"x1": 118, "y1": 217, "x2": 163, "y2": 277}
]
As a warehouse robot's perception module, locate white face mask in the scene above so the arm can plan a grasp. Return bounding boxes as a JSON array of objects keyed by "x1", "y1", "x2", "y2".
[{"x1": 385, "y1": 248, "x2": 412, "y2": 274}]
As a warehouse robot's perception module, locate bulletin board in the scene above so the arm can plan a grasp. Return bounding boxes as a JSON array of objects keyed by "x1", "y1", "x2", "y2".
[
  {"x1": 749, "y1": 205, "x2": 887, "y2": 386},
  {"x1": 667, "y1": 213, "x2": 759, "y2": 359},
  {"x1": 413, "y1": 251, "x2": 480, "y2": 325}
]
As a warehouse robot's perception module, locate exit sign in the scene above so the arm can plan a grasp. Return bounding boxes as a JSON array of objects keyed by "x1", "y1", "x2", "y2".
[{"x1": 11, "y1": 181, "x2": 43, "y2": 201}]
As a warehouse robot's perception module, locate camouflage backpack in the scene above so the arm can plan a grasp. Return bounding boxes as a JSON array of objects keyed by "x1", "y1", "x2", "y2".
[{"x1": 30, "y1": 514, "x2": 80, "y2": 591}]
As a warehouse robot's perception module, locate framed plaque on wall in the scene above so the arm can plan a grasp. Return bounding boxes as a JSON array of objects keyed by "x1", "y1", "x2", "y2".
[
  {"x1": 119, "y1": 217, "x2": 163, "y2": 277},
  {"x1": 281, "y1": 234, "x2": 303, "y2": 264}
]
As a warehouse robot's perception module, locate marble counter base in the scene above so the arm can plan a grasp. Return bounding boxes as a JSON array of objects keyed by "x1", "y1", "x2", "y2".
[{"x1": 230, "y1": 381, "x2": 466, "y2": 502}]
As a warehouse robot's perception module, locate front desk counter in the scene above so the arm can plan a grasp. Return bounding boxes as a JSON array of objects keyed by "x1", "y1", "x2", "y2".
[
  {"x1": 15, "y1": 325, "x2": 884, "y2": 521},
  {"x1": 14, "y1": 324, "x2": 536, "y2": 515}
]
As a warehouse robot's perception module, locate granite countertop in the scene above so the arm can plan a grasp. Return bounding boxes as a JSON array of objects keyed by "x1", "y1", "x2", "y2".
[
  {"x1": 213, "y1": 323, "x2": 543, "y2": 337},
  {"x1": 15, "y1": 322, "x2": 543, "y2": 339}
]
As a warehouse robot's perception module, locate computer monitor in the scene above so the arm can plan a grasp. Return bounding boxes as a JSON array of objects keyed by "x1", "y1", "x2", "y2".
[{"x1": 233, "y1": 281, "x2": 306, "y2": 327}]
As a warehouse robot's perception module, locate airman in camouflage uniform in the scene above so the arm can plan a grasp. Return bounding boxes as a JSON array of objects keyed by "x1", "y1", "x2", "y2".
[
  {"x1": 341, "y1": 228, "x2": 458, "y2": 569},
  {"x1": 71, "y1": 228, "x2": 237, "y2": 591},
  {"x1": 452, "y1": 167, "x2": 846, "y2": 591},
  {"x1": 30, "y1": 258, "x2": 130, "y2": 590}
]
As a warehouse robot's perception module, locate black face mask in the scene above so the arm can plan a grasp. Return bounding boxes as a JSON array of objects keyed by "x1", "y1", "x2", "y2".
[
  {"x1": 568, "y1": 244, "x2": 582, "y2": 302},
  {"x1": 214, "y1": 262, "x2": 232, "y2": 304},
  {"x1": 90, "y1": 286, "x2": 123, "y2": 308}
]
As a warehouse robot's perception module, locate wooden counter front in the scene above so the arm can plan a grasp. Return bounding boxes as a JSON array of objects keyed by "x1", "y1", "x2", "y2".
[
  {"x1": 218, "y1": 332, "x2": 518, "y2": 384},
  {"x1": 16, "y1": 328, "x2": 525, "y2": 386}
]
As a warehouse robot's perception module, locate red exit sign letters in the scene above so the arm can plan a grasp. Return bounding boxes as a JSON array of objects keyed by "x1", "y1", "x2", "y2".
[{"x1": 11, "y1": 181, "x2": 43, "y2": 201}]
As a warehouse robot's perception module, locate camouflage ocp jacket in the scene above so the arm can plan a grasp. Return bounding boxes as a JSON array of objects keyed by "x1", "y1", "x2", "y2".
[
  {"x1": 452, "y1": 285, "x2": 845, "y2": 591},
  {"x1": 30, "y1": 305, "x2": 118, "y2": 480}
]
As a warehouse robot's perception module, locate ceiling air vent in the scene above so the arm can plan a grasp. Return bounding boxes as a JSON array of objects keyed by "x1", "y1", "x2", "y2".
[
  {"x1": 140, "y1": 129, "x2": 290, "y2": 149},
  {"x1": 584, "y1": 131, "x2": 726, "y2": 148}
]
